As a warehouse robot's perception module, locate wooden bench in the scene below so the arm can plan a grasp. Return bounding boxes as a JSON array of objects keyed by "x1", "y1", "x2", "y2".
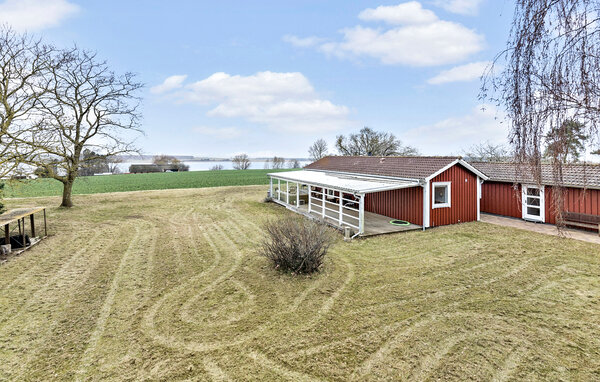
[{"x1": 563, "y1": 211, "x2": 600, "y2": 236}]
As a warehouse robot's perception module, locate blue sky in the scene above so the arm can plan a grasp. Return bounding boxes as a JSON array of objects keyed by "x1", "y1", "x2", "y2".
[{"x1": 0, "y1": 0, "x2": 515, "y2": 158}]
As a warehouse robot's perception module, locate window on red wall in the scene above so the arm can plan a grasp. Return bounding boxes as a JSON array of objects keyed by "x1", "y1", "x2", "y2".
[{"x1": 432, "y1": 181, "x2": 451, "y2": 208}]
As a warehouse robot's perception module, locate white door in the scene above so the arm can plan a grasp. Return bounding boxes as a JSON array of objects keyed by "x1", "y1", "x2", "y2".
[{"x1": 522, "y1": 185, "x2": 545, "y2": 222}]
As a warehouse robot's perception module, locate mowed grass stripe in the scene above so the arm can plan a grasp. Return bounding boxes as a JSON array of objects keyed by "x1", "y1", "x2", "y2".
[
  {"x1": 4, "y1": 169, "x2": 295, "y2": 198},
  {"x1": 0, "y1": 223, "x2": 135, "y2": 380},
  {"x1": 75, "y1": 222, "x2": 157, "y2": 381}
]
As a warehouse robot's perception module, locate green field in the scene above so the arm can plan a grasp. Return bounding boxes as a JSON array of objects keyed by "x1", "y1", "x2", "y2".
[
  {"x1": 4, "y1": 169, "x2": 294, "y2": 198},
  {"x1": 0, "y1": 186, "x2": 598, "y2": 380}
]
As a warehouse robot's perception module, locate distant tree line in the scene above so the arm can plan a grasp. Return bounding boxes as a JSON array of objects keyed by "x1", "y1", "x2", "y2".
[
  {"x1": 128, "y1": 155, "x2": 190, "y2": 173},
  {"x1": 230, "y1": 154, "x2": 302, "y2": 170},
  {"x1": 264, "y1": 156, "x2": 301, "y2": 169}
]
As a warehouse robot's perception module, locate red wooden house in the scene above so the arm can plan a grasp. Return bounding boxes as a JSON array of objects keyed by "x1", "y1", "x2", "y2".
[
  {"x1": 267, "y1": 156, "x2": 488, "y2": 236},
  {"x1": 268, "y1": 157, "x2": 600, "y2": 236}
]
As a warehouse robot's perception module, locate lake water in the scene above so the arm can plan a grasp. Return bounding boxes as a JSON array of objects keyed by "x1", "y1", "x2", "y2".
[{"x1": 115, "y1": 160, "x2": 311, "y2": 173}]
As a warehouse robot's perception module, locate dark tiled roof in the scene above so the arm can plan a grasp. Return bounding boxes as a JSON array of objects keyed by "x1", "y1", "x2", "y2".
[
  {"x1": 305, "y1": 156, "x2": 460, "y2": 181},
  {"x1": 472, "y1": 162, "x2": 600, "y2": 189}
]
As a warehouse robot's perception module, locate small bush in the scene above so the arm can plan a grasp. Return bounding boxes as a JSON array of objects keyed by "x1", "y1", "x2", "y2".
[{"x1": 261, "y1": 215, "x2": 333, "y2": 274}]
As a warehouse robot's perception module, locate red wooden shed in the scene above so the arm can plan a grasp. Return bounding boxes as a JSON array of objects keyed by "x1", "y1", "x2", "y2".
[
  {"x1": 473, "y1": 162, "x2": 600, "y2": 230},
  {"x1": 267, "y1": 156, "x2": 488, "y2": 236}
]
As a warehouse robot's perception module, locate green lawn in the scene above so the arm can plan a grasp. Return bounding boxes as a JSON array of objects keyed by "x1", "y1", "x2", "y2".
[
  {"x1": 4, "y1": 168, "x2": 294, "y2": 198},
  {"x1": 0, "y1": 185, "x2": 598, "y2": 381}
]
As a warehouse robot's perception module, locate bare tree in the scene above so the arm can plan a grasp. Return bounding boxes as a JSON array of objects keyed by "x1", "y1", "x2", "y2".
[
  {"x1": 108, "y1": 156, "x2": 122, "y2": 174},
  {"x1": 232, "y1": 153, "x2": 251, "y2": 170},
  {"x1": 463, "y1": 141, "x2": 510, "y2": 162},
  {"x1": 336, "y1": 127, "x2": 419, "y2": 156},
  {"x1": 0, "y1": 27, "x2": 53, "y2": 180},
  {"x1": 483, "y1": 0, "x2": 600, "y2": 225},
  {"x1": 288, "y1": 159, "x2": 300, "y2": 168},
  {"x1": 308, "y1": 139, "x2": 328, "y2": 161},
  {"x1": 271, "y1": 156, "x2": 285, "y2": 169},
  {"x1": 78, "y1": 149, "x2": 109, "y2": 176},
  {"x1": 152, "y1": 155, "x2": 189, "y2": 171},
  {"x1": 210, "y1": 164, "x2": 224, "y2": 171},
  {"x1": 152, "y1": 154, "x2": 175, "y2": 165},
  {"x1": 20, "y1": 47, "x2": 142, "y2": 207}
]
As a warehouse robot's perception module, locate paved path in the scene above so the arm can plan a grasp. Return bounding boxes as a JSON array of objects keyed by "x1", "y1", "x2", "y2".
[{"x1": 481, "y1": 213, "x2": 600, "y2": 245}]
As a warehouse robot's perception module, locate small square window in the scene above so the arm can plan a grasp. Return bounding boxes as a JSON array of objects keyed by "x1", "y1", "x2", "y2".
[{"x1": 432, "y1": 182, "x2": 451, "y2": 208}]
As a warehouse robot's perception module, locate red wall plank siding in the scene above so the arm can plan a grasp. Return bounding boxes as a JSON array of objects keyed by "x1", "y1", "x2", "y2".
[
  {"x1": 429, "y1": 164, "x2": 478, "y2": 227},
  {"x1": 481, "y1": 182, "x2": 522, "y2": 218},
  {"x1": 481, "y1": 181, "x2": 600, "y2": 225},
  {"x1": 365, "y1": 186, "x2": 423, "y2": 226},
  {"x1": 545, "y1": 186, "x2": 600, "y2": 224}
]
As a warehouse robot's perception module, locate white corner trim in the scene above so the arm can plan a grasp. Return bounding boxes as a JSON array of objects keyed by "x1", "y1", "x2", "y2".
[
  {"x1": 432, "y1": 181, "x2": 451, "y2": 209},
  {"x1": 476, "y1": 176, "x2": 481, "y2": 221},
  {"x1": 423, "y1": 181, "x2": 430, "y2": 228}
]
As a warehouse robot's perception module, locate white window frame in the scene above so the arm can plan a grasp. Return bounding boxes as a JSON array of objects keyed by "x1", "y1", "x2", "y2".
[{"x1": 432, "y1": 181, "x2": 451, "y2": 209}]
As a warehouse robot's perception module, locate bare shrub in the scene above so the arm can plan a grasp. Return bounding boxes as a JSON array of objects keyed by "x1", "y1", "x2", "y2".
[{"x1": 261, "y1": 216, "x2": 333, "y2": 274}]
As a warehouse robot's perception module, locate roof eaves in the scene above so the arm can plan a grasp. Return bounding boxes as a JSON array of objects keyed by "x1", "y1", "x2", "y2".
[{"x1": 457, "y1": 159, "x2": 490, "y2": 180}]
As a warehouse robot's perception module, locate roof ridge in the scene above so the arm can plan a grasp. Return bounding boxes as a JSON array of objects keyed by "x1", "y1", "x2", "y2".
[
  {"x1": 320, "y1": 155, "x2": 460, "y2": 159},
  {"x1": 472, "y1": 161, "x2": 600, "y2": 167}
]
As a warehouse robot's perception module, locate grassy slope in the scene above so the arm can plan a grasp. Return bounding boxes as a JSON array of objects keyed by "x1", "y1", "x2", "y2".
[
  {"x1": 0, "y1": 186, "x2": 599, "y2": 381},
  {"x1": 3, "y1": 168, "x2": 294, "y2": 198}
]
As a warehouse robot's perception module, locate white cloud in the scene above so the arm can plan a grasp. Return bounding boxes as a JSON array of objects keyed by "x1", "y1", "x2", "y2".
[
  {"x1": 320, "y1": 21, "x2": 484, "y2": 66},
  {"x1": 0, "y1": 0, "x2": 79, "y2": 32},
  {"x1": 434, "y1": 0, "x2": 483, "y2": 16},
  {"x1": 192, "y1": 126, "x2": 242, "y2": 140},
  {"x1": 282, "y1": 35, "x2": 325, "y2": 47},
  {"x1": 358, "y1": 2, "x2": 438, "y2": 25},
  {"x1": 150, "y1": 75, "x2": 188, "y2": 94},
  {"x1": 427, "y1": 61, "x2": 490, "y2": 84},
  {"x1": 295, "y1": 2, "x2": 484, "y2": 67},
  {"x1": 155, "y1": 71, "x2": 350, "y2": 133},
  {"x1": 402, "y1": 104, "x2": 508, "y2": 155}
]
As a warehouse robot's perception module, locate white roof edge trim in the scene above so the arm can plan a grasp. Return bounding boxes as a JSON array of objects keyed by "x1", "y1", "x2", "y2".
[
  {"x1": 458, "y1": 159, "x2": 489, "y2": 180},
  {"x1": 425, "y1": 159, "x2": 490, "y2": 181},
  {"x1": 303, "y1": 168, "x2": 422, "y2": 183},
  {"x1": 268, "y1": 171, "x2": 420, "y2": 194}
]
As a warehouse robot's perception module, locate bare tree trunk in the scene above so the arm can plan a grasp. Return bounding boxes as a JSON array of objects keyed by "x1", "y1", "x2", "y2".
[{"x1": 61, "y1": 181, "x2": 74, "y2": 208}]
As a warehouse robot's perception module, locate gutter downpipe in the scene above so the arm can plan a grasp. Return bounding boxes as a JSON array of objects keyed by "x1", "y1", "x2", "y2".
[{"x1": 422, "y1": 179, "x2": 430, "y2": 231}]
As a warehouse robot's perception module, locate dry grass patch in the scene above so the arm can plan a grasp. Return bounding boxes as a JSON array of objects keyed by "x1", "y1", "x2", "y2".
[{"x1": 0, "y1": 185, "x2": 598, "y2": 381}]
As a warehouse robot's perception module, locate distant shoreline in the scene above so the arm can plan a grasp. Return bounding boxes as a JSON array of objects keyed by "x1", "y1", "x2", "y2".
[{"x1": 115, "y1": 156, "x2": 310, "y2": 163}]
